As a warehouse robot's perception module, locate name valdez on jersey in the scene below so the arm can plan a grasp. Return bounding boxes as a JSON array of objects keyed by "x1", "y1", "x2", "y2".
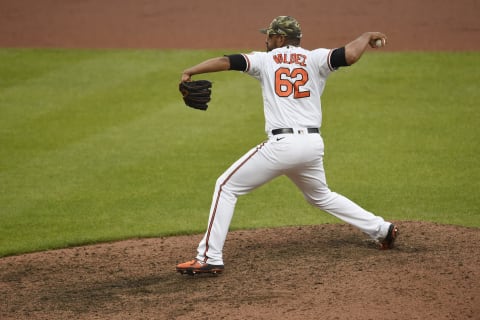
[{"x1": 273, "y1": 53, "x2": 307, "y2": 67}]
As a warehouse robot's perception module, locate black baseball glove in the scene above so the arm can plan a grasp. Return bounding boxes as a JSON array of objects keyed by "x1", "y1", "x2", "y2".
[{"x1": 179, "y1": 80, "x2": 212, "y2": 111}]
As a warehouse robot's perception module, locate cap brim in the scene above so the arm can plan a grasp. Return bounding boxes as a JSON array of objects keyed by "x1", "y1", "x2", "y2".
[{"x1": 259, "y1": 28, "x2": 268, "y2": 34}]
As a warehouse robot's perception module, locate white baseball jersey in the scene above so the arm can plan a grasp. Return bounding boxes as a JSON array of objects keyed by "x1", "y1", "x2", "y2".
[{"x1": 243, "y1": 46, "x2": 335, "y2": 133}]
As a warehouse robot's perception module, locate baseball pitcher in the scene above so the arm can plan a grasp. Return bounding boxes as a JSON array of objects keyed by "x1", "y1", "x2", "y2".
[{"x1": 177, "y1": 16, "x2": 398, "y2": 275}]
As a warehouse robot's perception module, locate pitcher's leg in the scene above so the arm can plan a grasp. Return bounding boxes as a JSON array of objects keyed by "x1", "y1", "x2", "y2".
[
  {"x1": 196, "y1": 142, "x2": 280, "y2": 265},
  {"x1": 196, "y1": 171, "x2": 239, "y2": 265},
  {"x1": 287, "y1": 160, "x2": 391, "y2": 240},
  {"x1": 312, "y1": 191, "x2": 389, "y2": 239}
]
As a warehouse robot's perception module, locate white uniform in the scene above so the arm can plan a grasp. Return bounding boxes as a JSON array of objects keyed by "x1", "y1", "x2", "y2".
[{"x1": 196, "y1": 46, "x2": 392, "y2": 265}]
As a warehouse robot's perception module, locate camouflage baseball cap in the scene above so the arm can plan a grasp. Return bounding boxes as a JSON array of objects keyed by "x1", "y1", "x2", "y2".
[{"x1": 260, "y1": 16, "x2": 302, "y2": 39}]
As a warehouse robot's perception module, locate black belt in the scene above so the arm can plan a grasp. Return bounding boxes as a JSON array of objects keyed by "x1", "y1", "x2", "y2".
[{"x1": 272, "y1": 128, "x2": 319, "y2": 135}]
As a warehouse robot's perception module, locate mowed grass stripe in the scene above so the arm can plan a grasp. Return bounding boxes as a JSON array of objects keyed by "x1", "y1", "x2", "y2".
[{"x1": 0, "y1": 49, "x2": 478, "y2": 256}]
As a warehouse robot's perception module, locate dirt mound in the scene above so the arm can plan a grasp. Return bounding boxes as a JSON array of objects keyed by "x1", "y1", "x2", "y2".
[{"x1": 1, "y1": 222, "x2": 479, "y2": 319}]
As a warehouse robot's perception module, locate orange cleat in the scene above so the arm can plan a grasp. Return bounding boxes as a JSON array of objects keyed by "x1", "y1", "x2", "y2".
[
  {"x1": 176, "y1": 259, "x2": 224, "y2": 275},
  {"x1": 380, "y1": 224, "x2": 399, "y2": 250}
]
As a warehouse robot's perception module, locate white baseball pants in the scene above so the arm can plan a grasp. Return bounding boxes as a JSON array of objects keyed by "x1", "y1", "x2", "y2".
[{"x1": 196, "y1": 131, "x2": 391, "y2": 265}]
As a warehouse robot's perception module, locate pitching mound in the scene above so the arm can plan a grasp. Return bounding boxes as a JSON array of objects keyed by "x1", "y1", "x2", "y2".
[{"x1": 1, "y1": 221, "x2": 478, "y2": 319}]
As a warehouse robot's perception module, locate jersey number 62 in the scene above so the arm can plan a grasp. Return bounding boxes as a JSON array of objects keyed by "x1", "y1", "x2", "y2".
[{"x1": 275, "y1": 67, "x2": 310, "y2": 99}]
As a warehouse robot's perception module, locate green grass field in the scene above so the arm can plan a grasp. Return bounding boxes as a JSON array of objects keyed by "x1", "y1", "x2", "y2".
[{"x1": 0, "y1": 49, "x2": 478, "y2": 257}]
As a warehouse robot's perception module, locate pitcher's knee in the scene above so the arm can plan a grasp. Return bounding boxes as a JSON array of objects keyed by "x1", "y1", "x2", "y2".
[
  {"x1": 214, "y1": 177, "x2": 238, "y2": 200},
  {"x1": 305, "y1": 191, "x2": 339, "y2": 209}
]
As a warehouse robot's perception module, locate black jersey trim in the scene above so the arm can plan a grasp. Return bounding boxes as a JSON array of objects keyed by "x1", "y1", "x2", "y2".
[
  {"x1": 226, "y1": 54, "x2": 248, "y2": 71},
  {"x1": 329, "y1": 47, "x2": 348, "y2": 70}
]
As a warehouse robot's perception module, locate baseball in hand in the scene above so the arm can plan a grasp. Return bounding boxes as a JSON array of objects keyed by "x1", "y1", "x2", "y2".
[{"x1": 375, "y1": 39, "x2": 383, "y2": 48}]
